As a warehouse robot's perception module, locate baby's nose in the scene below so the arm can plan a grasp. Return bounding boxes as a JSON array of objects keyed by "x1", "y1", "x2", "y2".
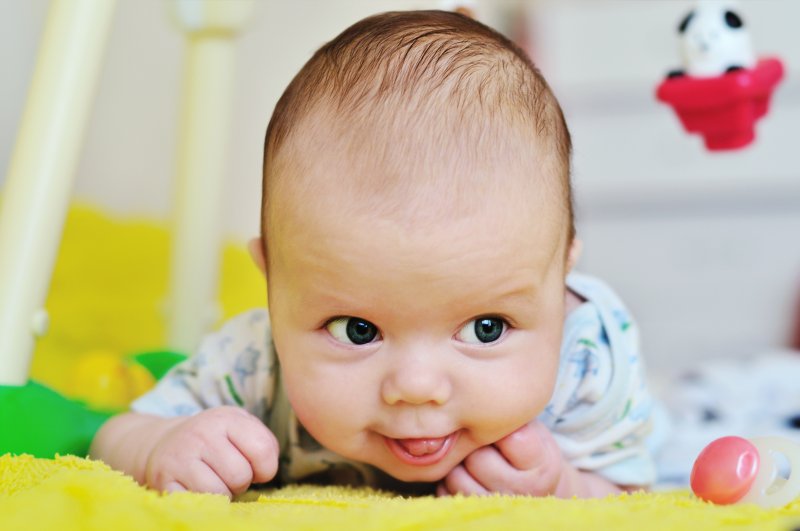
[{"x1": 380, "y1": 359, "x2": 452, "y2": 406}]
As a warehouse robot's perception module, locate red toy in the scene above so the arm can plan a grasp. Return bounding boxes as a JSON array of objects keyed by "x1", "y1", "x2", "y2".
[
  {"x1": 691, "y1": 435, "x2": 800, "y2": 508},
  {"x1": 656, "y1": 58, "x2": 784, "y2": 151}
]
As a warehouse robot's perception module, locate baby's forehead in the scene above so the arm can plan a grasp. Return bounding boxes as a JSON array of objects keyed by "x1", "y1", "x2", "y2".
[
  {"x1": 267, "y1": 145, "x2": 568, "y2": 298},
  {"x1": 269, "y1": 117, "x2": 565, "y2": 235}
]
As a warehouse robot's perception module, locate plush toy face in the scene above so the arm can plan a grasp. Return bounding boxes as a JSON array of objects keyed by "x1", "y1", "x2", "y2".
[{"x1": 679, "y1": 1, "x2": 755, "y2": 77}]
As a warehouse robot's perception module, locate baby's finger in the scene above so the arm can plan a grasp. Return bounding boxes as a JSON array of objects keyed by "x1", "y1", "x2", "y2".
[
  {"x1": 226, "y1": 414, "x2": 280, "y2": 484},
  {"x1": 201, "y1": 439, "x2": 256, "y2": 495},
  {"x1": 181, "y1": 459, "x2": 233, "y2": 497},
  {"x1": 494, "y1": 420, "x2": 555, "y2": 471},
  {"x1": 436, "y1": 482, "x2": 450, "y2": 497},
  {"x1": 443, "y1": 464, "x2": 489, "y2": 496},
  {"x1": 462, "y1": 445, "x2": 517, "y2": 493}
]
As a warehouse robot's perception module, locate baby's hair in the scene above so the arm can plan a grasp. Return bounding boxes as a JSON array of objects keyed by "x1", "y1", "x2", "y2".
[{"x1": 262, "y1": 10, "x2": 573, "y2": 243}]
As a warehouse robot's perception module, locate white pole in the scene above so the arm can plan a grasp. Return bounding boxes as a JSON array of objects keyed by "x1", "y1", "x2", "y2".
[
  {"x1": 166, "y1": 0, "x2": 255, "y2": 353},
  {"x1": 0, "y1": 0, "x2": 116, "y2": 385}
]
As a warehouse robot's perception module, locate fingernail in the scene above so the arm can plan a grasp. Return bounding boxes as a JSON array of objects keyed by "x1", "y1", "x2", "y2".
[{"x1": 164, "y1": 481, "x2": 185, "y2": 494}]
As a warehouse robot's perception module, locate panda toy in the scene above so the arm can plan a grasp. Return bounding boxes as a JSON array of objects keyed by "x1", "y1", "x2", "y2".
[
  {"x1": 656, "y1": 1, "x2": 784, "y2": 150},
  {"x1": 670, "y1": 1, "x2": 756, "y2": 78}
]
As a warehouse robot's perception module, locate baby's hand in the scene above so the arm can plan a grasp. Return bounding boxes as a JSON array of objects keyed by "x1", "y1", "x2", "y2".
[
  {"x1": 437, "y1": 420, "x2": 566, "y2": 497},
  {"x1": 145, "y1": 406, "x2": 279, "y2": 498}
]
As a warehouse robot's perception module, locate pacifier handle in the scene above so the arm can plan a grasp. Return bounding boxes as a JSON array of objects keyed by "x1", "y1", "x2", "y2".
[{"x1": 739, "y1": 437, "x2": 800, "y2": 509}]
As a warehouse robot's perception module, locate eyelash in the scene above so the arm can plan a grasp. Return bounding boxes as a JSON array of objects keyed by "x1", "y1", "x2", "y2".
[
  {"x1": 455, "y1": 316, "x2": 511, "y2": 345},
  {"x1": 324, "y1": 316, "x2": 382, "y2": 346}
]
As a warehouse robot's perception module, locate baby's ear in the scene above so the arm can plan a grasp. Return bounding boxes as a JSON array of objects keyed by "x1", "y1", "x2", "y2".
[
  {"x1": 566, "y1": 238, "x2": 583, "y2": 273},
  {"x1": 248, "y1": 237, "x2": 268, "y2": 276}
]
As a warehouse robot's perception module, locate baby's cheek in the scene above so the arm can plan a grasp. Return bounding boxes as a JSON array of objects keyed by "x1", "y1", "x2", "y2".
[
  {"x1": 468, "y1": 353, "x2": 558, "y2": 435},
  {"x1": 283, "y1": 365, "x2": 365, "y2": 433}
]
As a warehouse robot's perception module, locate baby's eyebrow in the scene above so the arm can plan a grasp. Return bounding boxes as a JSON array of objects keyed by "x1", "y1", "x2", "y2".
[{"x1": 470, "y1": 282, "x2": 538, "y2": 309}]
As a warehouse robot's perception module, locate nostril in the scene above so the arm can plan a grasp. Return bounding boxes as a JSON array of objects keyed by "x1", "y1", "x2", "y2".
[{"x1": 786, "y1": 414, "x2": 800, "y2": 429}]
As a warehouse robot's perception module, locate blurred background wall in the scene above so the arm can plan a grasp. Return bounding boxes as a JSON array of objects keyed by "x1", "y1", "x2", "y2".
[{"x1": 1, "y1": 0, "x2": 799, "y2": 374}]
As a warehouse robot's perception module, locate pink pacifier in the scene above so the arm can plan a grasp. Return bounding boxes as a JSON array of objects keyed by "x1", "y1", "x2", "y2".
[{"x1": 691, "y1": 435, "x2": 800, "y2": 508}]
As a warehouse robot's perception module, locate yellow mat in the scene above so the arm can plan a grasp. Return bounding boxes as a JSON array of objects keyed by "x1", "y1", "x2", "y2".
[{"x1": 1, "y1": 455, "x2": 799, "y2": 530}]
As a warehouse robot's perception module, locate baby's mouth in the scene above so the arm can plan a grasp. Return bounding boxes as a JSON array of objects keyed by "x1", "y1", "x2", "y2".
[{"x1": 384, "y1": 431, "x2": 460, "y2": 466}]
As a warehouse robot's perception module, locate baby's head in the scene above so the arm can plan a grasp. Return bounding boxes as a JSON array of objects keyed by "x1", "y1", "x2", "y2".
[{"x1": 251, "y1": 10, "x2": 577, "y2": 482}]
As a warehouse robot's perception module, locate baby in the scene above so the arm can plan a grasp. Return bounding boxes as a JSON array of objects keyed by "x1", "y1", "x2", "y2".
[{"x1": 90, "y1": 10, "x2": 656, "y2": 498}]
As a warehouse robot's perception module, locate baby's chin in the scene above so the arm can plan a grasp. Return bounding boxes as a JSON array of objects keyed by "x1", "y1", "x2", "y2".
[{"x1": 374, "y1": 461, "x2": 455, "y2": 483}]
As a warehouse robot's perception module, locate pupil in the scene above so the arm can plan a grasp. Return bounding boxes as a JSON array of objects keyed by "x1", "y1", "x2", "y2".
[
  {"x1": 346, "y1": 318, "x2": 377, "y2": 345},
  {"x1": 475, "y1": 318, "x2": 503, "y2": 343}
]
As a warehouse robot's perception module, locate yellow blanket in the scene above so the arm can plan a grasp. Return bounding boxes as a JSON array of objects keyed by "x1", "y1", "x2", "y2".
[{"x1": 1, "y1": 454, "x2": 799, "y2": 530}]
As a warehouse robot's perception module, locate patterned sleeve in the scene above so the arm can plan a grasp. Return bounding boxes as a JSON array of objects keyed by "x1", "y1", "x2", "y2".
[
  {"x1": 130, "y1": 309, "x2": 277, "y2": 422},
  {"x1": 538, "y1": 273, "x2": 658, "y2": 487}
]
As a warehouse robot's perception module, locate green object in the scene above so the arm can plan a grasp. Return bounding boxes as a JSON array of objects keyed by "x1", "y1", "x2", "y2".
[
  {"x1": 130, "y1": 350, "x2": 188, "y2": 380},
  {"x1": 0, "y1": 351, "x2": 186, "y2": 458},
  {"x1": 0, "y1": 380, "x2": 112, "y2": 458}
]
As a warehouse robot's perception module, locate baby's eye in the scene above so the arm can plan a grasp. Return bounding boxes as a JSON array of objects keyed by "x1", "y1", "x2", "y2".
[
  {"x1": 326, "y1": 317, "x2": 381, "y2": 345},
  {"x1": 456, "y1": 317, "x2": 507, "y2": 344}
]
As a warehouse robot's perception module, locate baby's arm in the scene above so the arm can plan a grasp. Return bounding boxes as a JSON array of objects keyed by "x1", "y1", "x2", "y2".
[
  {"x1": 91, "y1": 309, "x2": 279, "y2": 496},
  {"x1": 90, "y1": 406, "x2": 279, "y2": 497},
  {"x1": 437, "y1": 420, "x2": 633, "y2": 498}
]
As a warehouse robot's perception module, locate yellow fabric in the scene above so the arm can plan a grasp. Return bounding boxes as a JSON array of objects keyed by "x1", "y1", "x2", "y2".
[
  {"x1": 29, "y1": 204, "x2": 265, "y2": 406},
  {"x1": 1, "y1": 455, "x2": 799, "y2": 530}
]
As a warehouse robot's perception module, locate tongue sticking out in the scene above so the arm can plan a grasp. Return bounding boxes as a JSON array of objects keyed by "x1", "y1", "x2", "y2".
[{"x1": 397, "y1": 437, "x2": 447, "y2": 457}]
